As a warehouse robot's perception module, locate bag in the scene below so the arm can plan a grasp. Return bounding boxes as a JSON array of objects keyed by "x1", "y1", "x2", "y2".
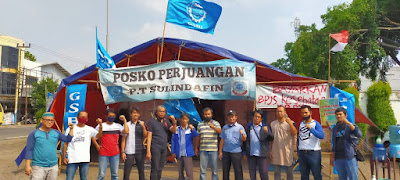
[{"x1": 354, "y1": 148, "x2": 365, "y2": 161}]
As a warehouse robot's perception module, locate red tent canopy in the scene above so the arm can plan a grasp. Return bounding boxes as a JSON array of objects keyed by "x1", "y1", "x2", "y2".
[{"x1": 50, "y1": 38, "x2": 376, "y2": 129}]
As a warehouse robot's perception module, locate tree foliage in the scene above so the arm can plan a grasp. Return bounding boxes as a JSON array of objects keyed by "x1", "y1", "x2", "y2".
[
  {"x1": 271, "y1": 0, "x2": 399, "y2": 82},
  {"x1": 366, "y1": 81, "x2": 396, "y2": 132},
  {"x1": 25, "y1": 51, "x2": 37, "y2": 62},
  {"x1": 31, "y1": 77, "x2": 58, "y2": 121}
]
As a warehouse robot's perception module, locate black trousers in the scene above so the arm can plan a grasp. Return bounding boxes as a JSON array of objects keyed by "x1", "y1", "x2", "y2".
[
  {"x1": 222, "y1": 152, "x2": 243, "y2": 180},
  {"x1": 150, "y1": 148, "x2": 167, "y2": 180},
  {"x1": 248, "y1": 156, "x2": 269, "y2": 180},
  {"x1": 123, "y1": 151, "x2": 145, "y2": 180}
]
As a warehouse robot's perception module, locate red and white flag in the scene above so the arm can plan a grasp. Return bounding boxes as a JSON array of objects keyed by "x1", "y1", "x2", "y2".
[{"x1": 330, "y1": 30, "x2": 348, "y2": 52}]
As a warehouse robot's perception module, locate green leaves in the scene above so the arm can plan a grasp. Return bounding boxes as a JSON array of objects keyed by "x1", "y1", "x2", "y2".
[
  {"x1": 366, "y1": 81, "x2": 396, "y2": 132},
  {"x1": 271, "y1": 0, "x2": 399, "y2": 83},
  {"x1": 31, "y1": 77, "x2": 59, "y2": 121}
]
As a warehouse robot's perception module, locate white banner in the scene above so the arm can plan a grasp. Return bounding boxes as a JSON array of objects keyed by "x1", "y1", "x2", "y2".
[{"x1": 256, "y1": 84, "x2": 328, "y2": 108}]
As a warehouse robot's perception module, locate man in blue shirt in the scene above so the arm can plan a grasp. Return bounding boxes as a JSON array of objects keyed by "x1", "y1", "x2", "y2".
[
  {"x1": 171, "y1": 112, "x2": 199, "y2": 180},
  {"x1": 243, "y1": 109, "x2": 274, "y2": 180},
  {"x1": 219, "y1": 110, "x2": 247, "y2": 180},
  {"x1": 332, "y1": 107, "x2": 362, "y2": 180},
  {"x1": 25, "y1": 112, "x2": 74, "y2": 180}
]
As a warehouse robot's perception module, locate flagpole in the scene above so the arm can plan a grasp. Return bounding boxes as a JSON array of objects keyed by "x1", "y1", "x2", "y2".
[
  {"x1": 159, "y1": 2, "x2": 170, "y2": 63},
  {"x1": 328, "y1": 34, "x2": 331, "y2": 97},
  {"x1": 106, "y1": 0, "x2": 109, "y2": 52}
]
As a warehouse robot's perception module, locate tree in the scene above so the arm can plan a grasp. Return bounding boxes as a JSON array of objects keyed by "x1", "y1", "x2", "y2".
[
  {"x1": 25, "y1": 51, "x2": 37, "y2": 62},
  {"x1": 31, "y1": 77, "x2": 58, "y2": 121},
  {"x1": 366, "y1": 81, "x2": 396, "y2": 132},
  {"x1": 271, "y1": 0, "x2": 399, "y2": 82}
]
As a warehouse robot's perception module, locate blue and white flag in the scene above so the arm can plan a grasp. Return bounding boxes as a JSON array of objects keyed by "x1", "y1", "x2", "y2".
[
  {"x1": 166, "y1": 0, "x2": 222, "y2": 34},
  {"x1": 164, "y1": 99, "x2": 202, "y2": 125},
  {"x1": 63, "y1": 84, "x2": 87, "y2": 130},
  {"x1": 96, "y1": 28, "x2": 116, "y2": 69},
  {"x1": 330, "y1": 86, "x2": 355, "y2": 124}
]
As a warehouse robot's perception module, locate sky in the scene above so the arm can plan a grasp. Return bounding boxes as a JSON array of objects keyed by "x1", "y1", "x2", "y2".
[{"x1": 0, "y1": 0, "x2": 352, "y2": 74}]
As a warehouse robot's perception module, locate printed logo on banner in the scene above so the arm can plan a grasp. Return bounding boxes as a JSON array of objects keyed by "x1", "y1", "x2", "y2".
[
  {"x1": 107, "y1": 86, "x2": 125, "y2": 101},
  {"x1": 231, "y1": 81, "x2": 248, "y2": 96},
  {"x1": 187, "y1": 1, "x2": 206, "y2": 23}
]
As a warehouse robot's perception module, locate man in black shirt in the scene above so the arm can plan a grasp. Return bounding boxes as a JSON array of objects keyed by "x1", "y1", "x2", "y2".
[{"x1": 146, "y1": 105, "x2": 177, "y2": 180}]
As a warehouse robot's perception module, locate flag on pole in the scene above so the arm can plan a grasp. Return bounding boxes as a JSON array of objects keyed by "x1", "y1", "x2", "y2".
[
  {"x1": 166, "y1": 0, "x2": 222, "y2": 34},
  {"x1": 330, "y1": 86, "x2": 355, "y2": 124},
  {"x1": 96, "y1": 28, "x2": 116, "y2": 69},
  {"x1": 164, "y1": 99, "x2": 202, "y2": 125},
  {"x1": 330, "y1": 30, "x2": 349, "y2": 52}
]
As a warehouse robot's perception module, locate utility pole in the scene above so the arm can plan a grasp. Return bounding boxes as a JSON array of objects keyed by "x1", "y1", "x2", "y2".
[{"x1": 15, "y1": 43, "x2": 30, "y2": 124}]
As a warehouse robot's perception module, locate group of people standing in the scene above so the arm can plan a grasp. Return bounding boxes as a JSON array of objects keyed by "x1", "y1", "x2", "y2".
[{"x1": 24, "y1": 104, "x2": 362, "y2": 180}]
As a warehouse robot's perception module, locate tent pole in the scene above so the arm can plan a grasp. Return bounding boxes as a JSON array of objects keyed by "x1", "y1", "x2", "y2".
[
  {"x1": 124, "y1": 54, "x2": 135, "y2": 67},
  {"x1": 157, "y1": 40, "x2": 160, "y2": 63},
  {"x1": 177, "y1": 42, "x2": 185, "y2": 61},
  {"x1": 96, "y1": 67, "x2": 100, "y2": 89},
  {"x1": 159, "y1": 2, "x2": 169, "y2": 63},
  {"x1": 62, "y1": 87, "x2": 67, "y2": 133}
]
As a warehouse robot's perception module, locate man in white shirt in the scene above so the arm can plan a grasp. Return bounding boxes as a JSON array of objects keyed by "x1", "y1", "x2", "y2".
[
  {"x1": 63, "y1": 111, "x2": 103, "y2": 180},
  {"x1": 121, "y1": 107, "x2": 147, "y2": 180},
  {"x1": 298, "y1": 105, "x2": 324, "y2": 180}
]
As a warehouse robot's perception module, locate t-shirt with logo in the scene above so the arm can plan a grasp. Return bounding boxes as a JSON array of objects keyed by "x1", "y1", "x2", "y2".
[
  {"x1": 65, "y1": 125, "x2": 98, "y2": 163},
  {"x1": 96, "y1": 122, "x2": 124, "y2": 156},
  {"x1": 298, "y1": 120, "x2": 321, "y2": 151},
  {"x1": 334, "y1": 123, "x2": 347, "y2": 159}
]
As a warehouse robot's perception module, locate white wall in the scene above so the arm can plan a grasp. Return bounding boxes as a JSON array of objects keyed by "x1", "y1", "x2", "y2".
[{"x1": 41, "y1": 65, "x2": 68, "y2": 83}]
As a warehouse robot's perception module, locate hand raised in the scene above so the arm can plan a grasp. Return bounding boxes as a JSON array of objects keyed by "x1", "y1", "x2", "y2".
[
  {"x1": 263, "y1": 126, "x2": 268, "y2": 133},
  {"x1": 68, "y1": 123, "x2": 74, "y2": 129},
  {"x1": 119, "y1": 115, "x2": 127, "y2": 122},
  {"x1": 96, "y1": 118, "x2": 102, "y2": 124}
]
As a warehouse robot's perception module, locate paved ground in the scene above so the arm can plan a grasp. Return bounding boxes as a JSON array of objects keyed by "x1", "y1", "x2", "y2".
[
  {"x1": 0, "y1": 125, "x2": 383, "y2": 180},
  {"x1": 0, "y1": 124, "x2": 35, "y2": 141}
]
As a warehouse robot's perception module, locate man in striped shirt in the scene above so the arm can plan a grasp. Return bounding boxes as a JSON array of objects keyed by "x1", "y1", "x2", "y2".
[{"x1": 195, "y1": 107, "x2": 222, "y2": 180}]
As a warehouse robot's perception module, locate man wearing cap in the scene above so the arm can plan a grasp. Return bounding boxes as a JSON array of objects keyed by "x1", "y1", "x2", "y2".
[
  {"x1": 219, "y1": 110, "x2": 247, "y2": 180},
  {"x1": 25, "y1": 112, "x2": 74, "y2": 180}
]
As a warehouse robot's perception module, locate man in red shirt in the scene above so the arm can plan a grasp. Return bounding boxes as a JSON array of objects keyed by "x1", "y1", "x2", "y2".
[{"x1": 94, "y1": 109, "x2": 128, "y2": 180}]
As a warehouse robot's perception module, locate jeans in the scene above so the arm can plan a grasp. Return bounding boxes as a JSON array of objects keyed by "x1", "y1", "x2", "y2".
[
  {"x1": 248, "y1": 156, "x2": 268, "y2": 180},
  {"x1": 335, "y1": 158, "x2": 358, "y2": 180},
  {"x1": 123, "y1": 152, "x2": 145, "y2": 180},
  {"x1": 274, "y1": 165, "x2": 293, "y2": 180},
  {"x1": 31, "y1": 165, "x2": 58, "y2": 180},
  {"x1": 66, "y1": 162, "x2": 90, "y2": 180},
  {"x1": 97, "y1": 154, "x2": 120, "y2": 180},
  {"x1": 150, "y1": 148, "x2": 167, "y2": 180},
  {"x1": 222, "y1": 152, "x2": 243, "y2": 180},
  {"x1": 200, "y1": 151, "x2": 219, "y2": 180},
  {"x1": 298, "y1": 150, "x2": 322, "y2": 180}
]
